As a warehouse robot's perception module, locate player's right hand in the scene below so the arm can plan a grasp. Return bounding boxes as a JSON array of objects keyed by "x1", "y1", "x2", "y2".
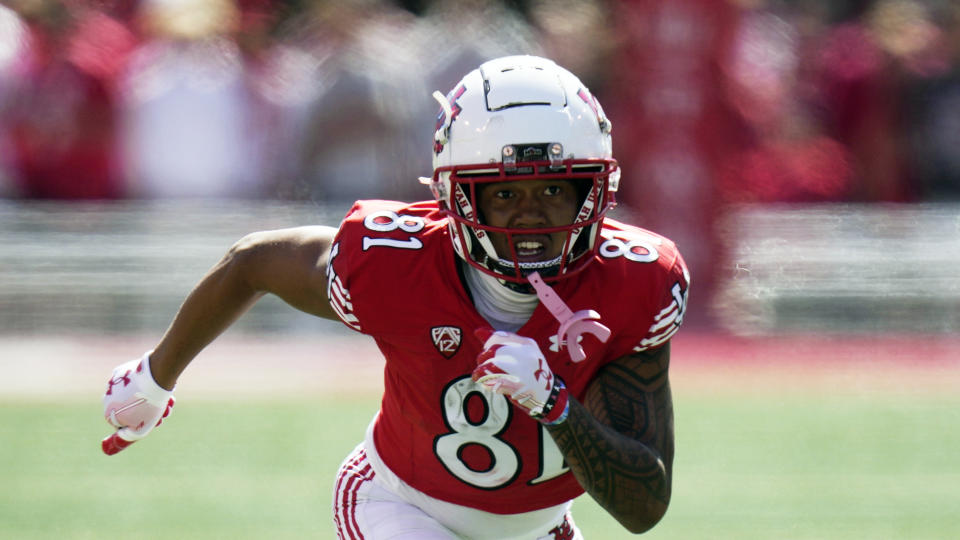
[
  {"x1": 101, "y1": 352, "x2": 175, "y2": 455},
  {"x1": 471, "y1": 328, "x2": 570, "y2": 425}
]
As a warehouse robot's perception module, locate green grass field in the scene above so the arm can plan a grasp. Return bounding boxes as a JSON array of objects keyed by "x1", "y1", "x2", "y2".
[{"x1": 3, "y1": 379, "x2": 958, "y2": 539}]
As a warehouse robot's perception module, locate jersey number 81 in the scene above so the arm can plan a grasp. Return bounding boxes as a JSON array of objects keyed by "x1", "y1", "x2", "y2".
[{"x1": 434, "y1": 376, "x2": 568, "y2": 490}]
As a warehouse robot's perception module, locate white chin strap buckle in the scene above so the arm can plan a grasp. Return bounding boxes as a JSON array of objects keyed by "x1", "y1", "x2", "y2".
[{"x1": 528, "y1": 272, "x2": 611, "y2": 363}]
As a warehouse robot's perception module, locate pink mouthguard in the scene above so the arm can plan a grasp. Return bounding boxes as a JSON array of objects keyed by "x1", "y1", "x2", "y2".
[{"x1": 528, "y1": 272, "x2": 610, "y2": 362}]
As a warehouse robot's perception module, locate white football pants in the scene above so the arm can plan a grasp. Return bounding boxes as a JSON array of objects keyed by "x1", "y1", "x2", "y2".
[{"x1": 333, "y1": 443, "x2": 583, "y2": 540}]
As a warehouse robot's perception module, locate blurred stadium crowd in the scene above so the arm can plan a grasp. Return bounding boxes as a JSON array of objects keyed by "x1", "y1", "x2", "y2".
[
  {"x1": 0, "y1": 0, "x2": 958, "y2": 332},
  {"x1": 2, "y1": 0, "x2": 958, "y2": 203}
]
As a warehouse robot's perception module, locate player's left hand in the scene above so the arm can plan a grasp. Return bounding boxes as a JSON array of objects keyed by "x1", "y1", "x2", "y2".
[
  {"x1": 101, "y1": 353, "x2": 175, "y2": 455},
  {"x1": 471, "y1": 328, "x2": 569, "y2": 425}
]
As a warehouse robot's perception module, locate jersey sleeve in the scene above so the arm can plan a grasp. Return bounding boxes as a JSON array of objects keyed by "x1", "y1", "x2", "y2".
[
  {"x1": 632, "y1": 250, "x2": 690, "y2": 352},
  {"x1": 325, "y1": 202, "x2": 367, "y2": 333}
]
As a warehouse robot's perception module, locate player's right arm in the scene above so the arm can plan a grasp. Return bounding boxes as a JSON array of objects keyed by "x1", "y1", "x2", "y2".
[
  {"x1": 101, "y1": 226, "x2": 338, "y2": 454},
  {"x1": 150, "y1": 225, "x2": 339, "y2": 389}
]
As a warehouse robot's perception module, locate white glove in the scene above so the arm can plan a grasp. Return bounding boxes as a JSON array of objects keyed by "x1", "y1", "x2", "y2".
[
  {"x1": 471, "y1": 328, "x2": 569, "y2": 425},
  {"x1": 101, "y1": 352, "x2": 175, "y2": 455}
]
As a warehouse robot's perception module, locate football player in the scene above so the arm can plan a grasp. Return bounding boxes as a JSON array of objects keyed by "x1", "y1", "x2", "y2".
[{"x1": 101, "y1": 55, "x2": 690, "y2": 539}]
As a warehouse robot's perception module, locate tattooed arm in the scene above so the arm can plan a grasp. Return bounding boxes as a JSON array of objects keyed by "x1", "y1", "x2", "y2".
[{"x1": 546, "y1": 342, "x2": 674, "y2": 534}]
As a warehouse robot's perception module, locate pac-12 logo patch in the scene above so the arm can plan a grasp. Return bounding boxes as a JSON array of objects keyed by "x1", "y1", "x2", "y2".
[{"x1": 431, "y1": 326, "x2": 462, "y2": 358}]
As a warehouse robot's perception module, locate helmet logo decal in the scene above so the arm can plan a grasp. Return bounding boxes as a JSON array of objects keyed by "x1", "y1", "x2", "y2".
[
  {"x1": 431, "y1": 326, "x2": 463, "y2": 358},
  {"x1": 521, "y1": 146, "x2": 543, "y2": 160},
  {"x1": 577, "y1": 88, "x2": 611, "y2": 133},
  {"x1": 433, "y1": 84, "x2": 467, "y2": 154}
]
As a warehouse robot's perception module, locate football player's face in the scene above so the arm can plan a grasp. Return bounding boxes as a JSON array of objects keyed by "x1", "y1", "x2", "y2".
[{"x1": 477, "y1": 179, "x2": 580, "y2": 263}]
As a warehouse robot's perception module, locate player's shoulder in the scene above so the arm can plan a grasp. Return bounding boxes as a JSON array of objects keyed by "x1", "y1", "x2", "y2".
[
  {"x1": 327, "y1": 199, "x2": 458, "y2": 334},
  {"x1": 586, "y1": 218, "x2": 690, "y2": 354},
  {"x1": 331, "y1": 199, "x2": 453, "y2": 275},
  {"x1": 336, "y1": 199, "x2": 447, "y2": 243}
]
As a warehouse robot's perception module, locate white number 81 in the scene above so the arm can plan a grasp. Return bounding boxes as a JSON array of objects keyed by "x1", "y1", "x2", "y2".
[{"x1": 362, "y1": 211, "x2": 424, "y2": 250}]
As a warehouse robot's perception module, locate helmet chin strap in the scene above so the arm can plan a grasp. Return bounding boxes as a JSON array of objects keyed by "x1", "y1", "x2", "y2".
[
  {"x1": 482, "y1": 254, "x2": 564, "y2": 293},
  {"x1": 514, "y1": 255, "x2": 564, "y2": 271}
]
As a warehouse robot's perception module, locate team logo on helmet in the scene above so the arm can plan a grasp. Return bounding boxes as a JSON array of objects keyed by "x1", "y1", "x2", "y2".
[
  {"x1": 433, "y1": 84, "x2": 466, "y2": 154},
  {"x1": 577, "y1": 87, "x2": 611, "y2": 133},
  {"x1": 430, "y1": 326, "x2": 463, "y2": 358}
]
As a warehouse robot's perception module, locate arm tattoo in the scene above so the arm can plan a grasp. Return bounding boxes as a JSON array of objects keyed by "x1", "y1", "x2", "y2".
[{"x1": 546, "y1": 343, "x2": 674, "y2": 529}]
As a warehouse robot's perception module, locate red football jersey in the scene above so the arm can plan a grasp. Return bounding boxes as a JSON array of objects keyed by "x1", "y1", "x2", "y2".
[{"x1": 327, "y1": 200, "x2": 689, "y2": 514}]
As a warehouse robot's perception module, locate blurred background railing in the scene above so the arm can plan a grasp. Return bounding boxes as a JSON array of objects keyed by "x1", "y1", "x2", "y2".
[
  {"x1": 715, "y1": 203, "x2": 960, "y2": 335},
  {"x1": 3, "y1": 200, "x2": 958, "y2": 336},
  {"x1": 0, "y1": 200, "x2": 353, "y2": 335},
  {"x1": 0, "y1": 0, "x2": 957, "y2": 336}
]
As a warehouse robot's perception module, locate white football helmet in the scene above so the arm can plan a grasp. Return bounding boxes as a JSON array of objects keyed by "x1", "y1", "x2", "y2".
[{"x1": 422, "y1": 55, "x2": 620, "y2": 285}]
